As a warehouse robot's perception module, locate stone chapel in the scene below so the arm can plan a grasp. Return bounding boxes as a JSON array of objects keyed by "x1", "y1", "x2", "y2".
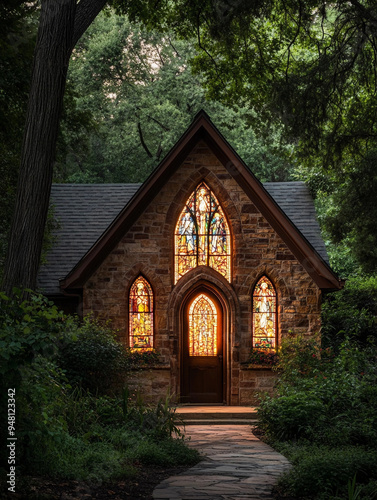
[{"x1": 38, "y1": 111, "x2": 342, "y2": 405}]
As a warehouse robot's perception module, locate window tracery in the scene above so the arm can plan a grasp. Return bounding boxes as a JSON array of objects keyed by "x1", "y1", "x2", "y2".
[
  {"x1": 129, "y1": 276, "x2": 153, "y2": 350},
  {"x1": 189, "y1": 293, "x2": 217, "y2": 356},
  {"x1": 252, "y1": 276, "x2": 277, "y2": 350},
  {"x1": 175, "y1": 182, "x2": 230, "y2": 283}
]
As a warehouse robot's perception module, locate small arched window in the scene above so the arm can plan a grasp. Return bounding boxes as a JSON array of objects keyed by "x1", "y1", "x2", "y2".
[
  {"x1": 252, "y1": 276, "x2": 277, "y2": 350},
  {"x1": 129, "y1": 276, "x2": 153, "y2": 350},
  {"x1": 189, "y1": 293, "x2": 218, "y2": 356},
  {"x1": 175, "y1": 182, "x2": 231, "y2": 283}
]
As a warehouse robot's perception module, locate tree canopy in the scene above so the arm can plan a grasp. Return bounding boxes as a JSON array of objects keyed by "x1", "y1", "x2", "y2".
[
  {"x1": 3, "y1": 0, "x2": 377, "y2": 290},
  {"x1": 59, "y1": 11, "x2": 293, "y2": 185}
]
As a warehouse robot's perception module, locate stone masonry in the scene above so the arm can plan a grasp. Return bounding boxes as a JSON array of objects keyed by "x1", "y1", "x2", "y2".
[{"x1": 83, "y1": 141, "x2": 322, "y2": 405}]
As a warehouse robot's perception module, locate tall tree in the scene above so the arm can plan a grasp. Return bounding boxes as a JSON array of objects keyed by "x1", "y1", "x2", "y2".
[
  {"x1": 2, "y1": 0, "x2": 107, "y2": 294},
  {"x1": 0, "y1": 1, "x2": 37, "y2": 281}
]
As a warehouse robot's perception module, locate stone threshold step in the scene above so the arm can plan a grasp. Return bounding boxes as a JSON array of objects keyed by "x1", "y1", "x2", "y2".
[
  {"x1": 179, "y1": 412, "x2": 258, "y2": 420},
  {"x1": 182, "y1": 418, "x2": 258, "y2": 425}
]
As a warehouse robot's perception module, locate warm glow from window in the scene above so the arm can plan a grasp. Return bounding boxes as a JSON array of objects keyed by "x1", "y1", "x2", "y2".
[
  {"x1": 252, "y1": 276, "x2": 276, "y2": 350},
  {"x1": 189, "y1": 294, "x2": 217, "y2": 356},
  {"x1": 175, "y1": 182, "x2": 231, "y2": 283},
  {"x1": 129, "y1": 276, "x2": 153, "y2": 350}
]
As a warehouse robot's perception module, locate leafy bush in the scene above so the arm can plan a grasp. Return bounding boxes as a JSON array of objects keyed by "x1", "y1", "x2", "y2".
[
  {"x1": 322, "y1": 275, "x2": 377, "y2": 349},
  {"x1": 0, "y1": 289, "x2": 66, "y2": 386},
  {"x1": 58, "y1": 316, "x2": 130, "y2": 393},
  {"x1": 122, "y1": 436, "x2": 200, "y2": 466},
  {"x1": 0, "y1": 291, "x2": 199, "y2": 487},
  {"x1": 259, "y1": 337, "x2": 377, "y2": 447},
  {"x1": 247, "y1": 348, "x2": 278, "y2": 366},
  {"x1": 258, "y1": 334, "x2": 377, "y2": 499},
  {"x1": 258, "y1": 393, "x2": 325, "y2": 441},
  {"x1": 0, "y1": 291, "x2": 69, "y2": 468},
  {"x1": 276, "y1": 445, "x2": 377, "y2": 499},
  {"x1": 126, "y1": 348, "x2": 161, "y2": 369},
  {"x1": 122, "y1": 389, "x2": 184, "y2": 439}
]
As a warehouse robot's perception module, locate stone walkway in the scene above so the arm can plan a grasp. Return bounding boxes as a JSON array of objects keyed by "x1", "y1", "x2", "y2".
[{"x1": 153, "y1": 425, "x2": 291, "y2": 499}]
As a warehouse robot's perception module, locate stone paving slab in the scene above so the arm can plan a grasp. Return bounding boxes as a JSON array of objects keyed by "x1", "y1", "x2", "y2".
[{"x1": 152, "y1": 425, "x2": 291, "y2": 500}]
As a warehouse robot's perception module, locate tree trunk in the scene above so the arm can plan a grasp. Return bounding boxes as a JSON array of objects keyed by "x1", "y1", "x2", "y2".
[{"x1": 2, "y1": 0, "x2": 107, "y2": 295}]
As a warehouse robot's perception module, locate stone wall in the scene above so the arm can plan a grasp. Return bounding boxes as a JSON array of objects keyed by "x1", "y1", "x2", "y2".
[
  {"x1": 126, "y1": 368, "x2": 172, "y2": 404},
  {"x1": 83, "y1": 140, "x2": 322, "y2": 405}
]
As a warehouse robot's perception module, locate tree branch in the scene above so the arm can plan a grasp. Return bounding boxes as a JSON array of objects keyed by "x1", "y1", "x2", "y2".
[
  {"x1": 72, "y1": 0, "x2": 108, "y2": 49},
  {"x1": 137, "y1": 122, "x2": 153, "y2": 157}
]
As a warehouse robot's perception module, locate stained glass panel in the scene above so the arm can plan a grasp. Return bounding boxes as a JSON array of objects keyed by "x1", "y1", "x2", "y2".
[
  {"x1": 129, "y1": 276, "x2": 153, "y2": 350},
  {"x1": 252, "y1": 277, "x2": 276, "y2": 350},
  {"x1": 175, "y1": 183, "x2": 231, "y2": 282},
  {"x1": 189, "y1": 294, "x2": 217, "y2": 356}
]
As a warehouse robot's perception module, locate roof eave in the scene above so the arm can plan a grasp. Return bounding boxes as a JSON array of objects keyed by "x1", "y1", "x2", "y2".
[{"x1": 60, "y1": 111, "x2": 342, "y2": 292}]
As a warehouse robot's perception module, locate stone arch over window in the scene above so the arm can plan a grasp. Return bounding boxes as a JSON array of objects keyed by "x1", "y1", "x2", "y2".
[
  {"x1": 252, "y1": 276, "x2": 277, "y2": 350},
  {"x1": 129, "y1": 275, "x2": 154, "y2": 350},
  {"x1": 174, "y1": 182, "x2": 231, "y2": 283}
]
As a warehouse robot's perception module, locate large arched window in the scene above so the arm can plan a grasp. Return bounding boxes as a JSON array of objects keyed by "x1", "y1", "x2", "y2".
[
  {"x1": 252, "y1": 276, "x2": 277, "y2": 350},
  {"x1": 129, "y1": 276, "x2": 153, "y2": 350},
  {"x1": 175, "y1": 182, "x2": 231, "y2": 283}
]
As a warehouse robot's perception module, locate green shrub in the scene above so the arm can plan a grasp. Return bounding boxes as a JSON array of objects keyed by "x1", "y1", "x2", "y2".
[
  {"x1": 258, "y1": 337, "x2": 377, "y2": 447},
  {"x1": 122, "y1": 389, "x2": 184, "y2": 439},
  {"x1": 59, "y1": 316, "x2": 129, "y2": 393},
  {"x1": 64, "y1": 389, "x2": 124, "y2": 436},
  {"x1": 258, "y1": 393, "x2": 325, "y2": 441},
  {"x1": 0, "y1": 291, "x2": 70, "y2": 468},
  {"x1": 123, "y1": 436, "x2": 201, "y2": 466},
  {"x1": 322, "y1": 275, "x2": 377, "y2": 349},
  {"x1": 275, "y1": 334, "x2": 323, "y2": 382},
  {"x1": 0, "y1": 290, "x2": 66, "y2": 386},
  {"x1": 277, "y1": 445, "x2": 377, "y2": 499}
]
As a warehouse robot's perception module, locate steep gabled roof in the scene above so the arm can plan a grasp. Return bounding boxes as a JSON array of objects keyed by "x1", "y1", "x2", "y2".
[
  {"x1": 40, "y1": 111, "x2": 341, "y2": 293},
  {"x1": 38, "y1": 181, "x2": 331, "y2": 295}
]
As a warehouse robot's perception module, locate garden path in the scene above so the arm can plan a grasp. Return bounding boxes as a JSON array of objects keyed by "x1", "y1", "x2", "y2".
[{"x1": 152, "y1": 422, "x2": 291, "y2": 500}]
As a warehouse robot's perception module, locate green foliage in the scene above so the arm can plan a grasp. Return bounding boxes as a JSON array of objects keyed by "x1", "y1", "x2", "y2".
[
  {"x1": 58, "y1": 10, "x2": 293, "y2": 185},
  {"x1": 118, "y1": 0, "x2": 377, "y2": 171},
  {"x1": 276, "y1": 445, "x2": 377, "y2": 500},
  {"x1": 322, "y1": 151, "x2": 377, "y2": 274},
  {"x1": 58, "y1": 316, "x2": 130, "y2": 394},
  {"x1": 274, "y1": 334, "x2": 325, "y2": 381},
  {"x1": 0, "y1": 290, "x2": 66, "y2": 385},
  {"x1": 0, "y1": 293, "x2": 198, "y2": 484},
  {"x1": 122, "y1": 435, "x2": 200, "y2": 466},
  {"x1": 258, "y1": 393, "x2": 324, "y2": 441},
  {"x1": 122, "y1": 389, "x2": 184, "y2": 440},
  {"x1": 322, "y1": 275, "x2": 377, "y2": 349},
  {"x1": 127, "y1": 348, "x2": 161, "y2": 369},
  {"x1": 259, "y1": 336, "x2": 377, "y2": 447},
  {"x1": 258, "y1": 334, "x2": 377, "y2": 499},
  {"x1": 247, "y1": 348, "x2": 278, "y2": 366}
]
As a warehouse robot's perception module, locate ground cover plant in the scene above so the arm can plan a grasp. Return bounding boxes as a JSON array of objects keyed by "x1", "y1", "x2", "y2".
[
  {"x1": 0, "y1": 291, "x2": 200, "y2": 497},
  {"x1": 257, "y1": 328, "x2": 377, "y2": 499}
]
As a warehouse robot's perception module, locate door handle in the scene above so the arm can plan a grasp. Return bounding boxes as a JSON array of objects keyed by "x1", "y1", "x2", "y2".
[{"x1": 218, "y1": 354, "x2": 223, "y2": 360}]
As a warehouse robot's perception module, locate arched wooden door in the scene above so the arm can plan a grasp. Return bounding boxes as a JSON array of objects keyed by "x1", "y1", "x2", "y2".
[{"x1": 181, "y1": 288, "x2": 223, "y2": 403}]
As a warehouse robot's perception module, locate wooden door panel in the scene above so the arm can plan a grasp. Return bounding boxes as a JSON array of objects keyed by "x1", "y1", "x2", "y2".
[{"x1": 181, "y1": 289, "x2": 223, "y2": 403}]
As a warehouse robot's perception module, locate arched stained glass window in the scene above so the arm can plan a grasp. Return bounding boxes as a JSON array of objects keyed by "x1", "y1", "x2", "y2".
[
  {"x1": 175, "y1": 182, "x2": 231, "y2": 283},
  {"x1": 252, "y1": 276, "x2": 277, "y2": 350},
  {"x1": 189, "y1": 294, "x2": 217, "y2": 356},
  {"x1": 129, "y1": 276, "x2": 153, "y2": 350}
]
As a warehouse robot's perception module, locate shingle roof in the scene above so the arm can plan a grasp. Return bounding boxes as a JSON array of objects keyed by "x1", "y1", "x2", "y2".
[
  {"x1": 263, "y1": 181, "x2": 328, "y2": 263},
  {"x1": 37, "y1": 181, "x2": 329, "y2": 295},
  {"x1": 38, "y1": 184, "x2": 141, "y2": 295}
]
